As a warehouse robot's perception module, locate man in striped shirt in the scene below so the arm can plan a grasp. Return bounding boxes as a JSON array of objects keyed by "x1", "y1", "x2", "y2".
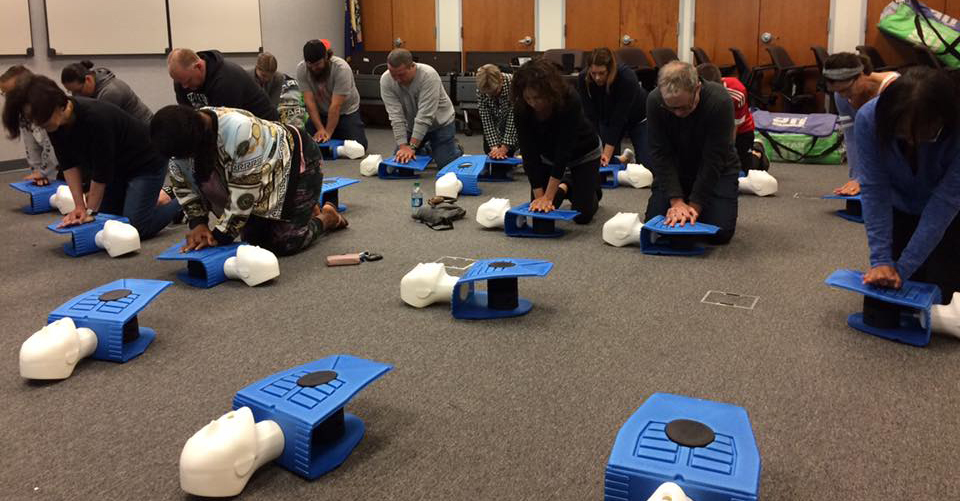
[
  {"x1": 476, "y1": 64, "x2": 518, "y2": 159},
  {"x1": 698, "y1": 63, "x2": 758, "y2": 174}
]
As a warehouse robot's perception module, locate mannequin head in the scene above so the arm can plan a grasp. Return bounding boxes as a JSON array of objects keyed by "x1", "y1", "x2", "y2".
[
  {"x1": 360, "y1": 154, "x2": 382, "y2": 177},
  {"x1": 647, "y1": 482, "x2": 692, "y2": 501},
  {"x1": 400, "y1": 263, "x2": 458, "y2": 308},
  {"x1": 930, "y1": 292, "x2": 960, "y2": 336},
  {"x1": 179, "y1": 406, "x2": 283, "y2": 497},
  {"x1": 337, "y1": 139, "x2": 365, "y2": 159},
  {"x1": 617, "y1": 164, "x2": 653, "y2": 188},
  {"x1": 602, "y1": 212, "x2": 644, "y2": 247},
  {"x1": 435, "y1": 172, "x2": 463, "y2": 199},
  {"x1": 20, "y1": 317, "x2": 97, "y2": 380},
  {"x1": 49, "y1": 184, "x2": 76, "y2": 214},
  {"x1": 476, "y1": 198, "x2": 511, "y2": 228},
  {"x1": 95, "y1": 220, "x2": 141, "y2": 257},
  {"x1": 738, "y1": 169, "x2": 779, "y2": 197},
  {"x1": 223, "y1": 245, "x2": 280, "y2": 286}
]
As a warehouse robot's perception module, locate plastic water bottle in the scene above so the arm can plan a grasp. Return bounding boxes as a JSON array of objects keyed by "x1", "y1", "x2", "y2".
[{"x1": 411, "y1": 182, "x2": 423, "y2": 214}]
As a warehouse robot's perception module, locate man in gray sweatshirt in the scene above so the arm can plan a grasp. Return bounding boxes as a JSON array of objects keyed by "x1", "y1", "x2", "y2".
[{"x1": 380, "y1": 49, "x2": 461, "y2": 168}]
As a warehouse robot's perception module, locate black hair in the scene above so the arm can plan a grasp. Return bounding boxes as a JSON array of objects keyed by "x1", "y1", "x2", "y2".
[
  {"x1": 60, "y1": 60, "x2": 95, "y2": 85},
  {"x1": 303, "y1": 39, "x2": 329, "y2": 63},
  {"x1": 150, "y1": 105, "x2": 219, "y2": 182},
  {"x1": 823, "y1": 52, "x2": 873, "y2": 81},
  {"x1": 2, "y1": 74, "x2": 69, "y2": 139},
  {"x1": 875, "y1": 67, "x2": 958, "y2": 146},
  {"x1": 0, "y1": 64, "x2": 32, "y2": 84},
  {"x1": 696, "y1": 63, "x2": 722, "y2": 83},
  {"x1": 512, "y1": 58, "x2": 569, "y2": 118}
]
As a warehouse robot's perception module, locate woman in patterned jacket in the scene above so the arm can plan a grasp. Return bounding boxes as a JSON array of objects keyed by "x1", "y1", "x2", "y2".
[
  {"x1": 150, "y1": 105, "x2": 348, "y2": 256},
  {"x1": 1, "y1": 65, "x2": 58, "y2": 186}
]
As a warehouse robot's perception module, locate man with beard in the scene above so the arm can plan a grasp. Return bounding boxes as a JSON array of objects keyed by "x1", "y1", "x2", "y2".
[
  {"x1": 168, "y1": 48, "x2": 277, "y2": 121},
  {"x1": 295, "y1": 39, "x2": 367, "y2": 149}
]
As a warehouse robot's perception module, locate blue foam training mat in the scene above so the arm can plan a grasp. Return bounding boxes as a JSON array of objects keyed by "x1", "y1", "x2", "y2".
[
  {"x1": 504, "y1": 203, "x2": 581, "y2": 238},
  {"x1": 480, "y1": 156, "x2": 522, "y2": 182},
  {"x1": 47, "y1": 279, "x2": 172, "y2": 363},
  {"x1": 435, "y1": 155, "x2": 487, "y2": 195},
  {"x1": 232, "y1": 355, "x2": 392, "y2": 479},
  {"x1": 825, "y1": 269, "x2": 941, "y2": 346},
  {"x1": 377, "y1": 155, "x2": 432, "y2": 179},
  {"x1": 317, "y1": 139, "x2": 345, "y2": 160},
  {"x1": 46, "y1": 214, "x2": 129, "y2": 257},
  {"x1": 156, "y1": 240, "x2": 244, "y2": 288},
  {"x1": 320, "y1": 176, "x2": 360, "y2": 212},
  {"x1": 822, "y1": 194, "x2": 863, "y2": 223},
  {"x1": 9, "y1": 180, "x2": 66, "y2": 214},
  {"x1": 639, "y1": 215, "x2": 720, "y2": 256},
  {"x1": 451, "y1": 258, "x2": 554, "y2": 319},
  {"x1": 600, "y1": 164, "x2": 627, "y2": 189},
  {"x1": 605, "y1": 392, "x2": 761, "y2": 501}
]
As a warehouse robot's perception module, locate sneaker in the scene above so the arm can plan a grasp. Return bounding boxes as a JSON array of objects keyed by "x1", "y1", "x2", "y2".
[{"x1": 622, "y1": 148, "x2": 636, "y2": 164}]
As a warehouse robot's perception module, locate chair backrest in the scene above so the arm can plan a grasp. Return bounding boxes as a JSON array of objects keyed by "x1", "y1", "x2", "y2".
[
  {"x1": 615, "y1": 47, "x2": 652, "y2": 69},
  {"x1": 811, "y1": 46, "x2": 829, "y2": 71},
  {"x1": 414, "y1": 51, "x2": 462, "y2": 75},
  {"x1": 348, "y1": 51, "x2": 390, "y2": 74},
  {"x1": 543, "y1": 49, "x2": 586, "y2": 73},
  {"x1": 729, "y1": 47, "x2": 752, "y2": 77},
  {"x1": 765, "y1": 45, "x2": 797, "y2": 69},
  {"x1": 856, "y1": 45, "x2": 888, "y2": 70},
  {"x1": 465, "y1": 51, "x2": 541, "y2": 73},
  {"x1": 691, "y1": 46, "x2": 711, "y2": 66},
  {"x1": 912, "y1": 45, "x2": 944, "y2": 68},
  {"x1": 650, "y1": 47, "x2": 680, "y2": 68}
]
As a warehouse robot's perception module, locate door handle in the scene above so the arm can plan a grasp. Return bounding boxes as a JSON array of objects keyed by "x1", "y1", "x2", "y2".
[
  {"x1": 518, "y1": 36, "x2": 534, "y2": 47},
  {"x1": 394, "y1": 38, "x2": 404, "y2": 48},
  {"x1": 622, "y1": 34, "x2": 636, "y2": 46},
  {"x1": 760, "y1": 32, "x2": 773, "y2": 44}
]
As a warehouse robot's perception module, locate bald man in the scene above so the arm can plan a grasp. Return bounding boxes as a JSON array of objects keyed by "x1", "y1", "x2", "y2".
[{"x1": 168, "y1": 48, "x2": 278, "y2": 121}]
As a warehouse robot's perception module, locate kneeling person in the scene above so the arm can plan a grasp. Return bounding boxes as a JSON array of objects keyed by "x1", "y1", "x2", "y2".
[
  {"x1": 297, "y1": 39, "x2": 368, "y2": 148},
  {"x1": 645, "y1": 61, "x2": 740, "y2": 243},
  {"x1": 150, "y1": 105, "x2": 348, "y2": 256}
]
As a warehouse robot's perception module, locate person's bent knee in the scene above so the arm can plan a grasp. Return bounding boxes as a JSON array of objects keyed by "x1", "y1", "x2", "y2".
[{"x1": 710, "y1": 228, "x2": 736, "y2": 245}]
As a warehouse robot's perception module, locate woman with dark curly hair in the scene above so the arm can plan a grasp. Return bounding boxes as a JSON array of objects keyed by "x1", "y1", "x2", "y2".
[
  {"x1": 512, "y1": 58, "x2": 602, "y2": 224},
  {"x1": 150, "y1": 105, "x2": 348, "y2": 256}
]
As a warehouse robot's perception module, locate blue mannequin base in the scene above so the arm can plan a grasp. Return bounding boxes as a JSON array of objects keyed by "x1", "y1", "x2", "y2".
[{"x1": 9, "y1": 180, "x2": 66, "y2": 214}]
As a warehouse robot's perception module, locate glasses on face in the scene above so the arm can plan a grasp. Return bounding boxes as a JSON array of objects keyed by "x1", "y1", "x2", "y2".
[{"x1": 661, "y1": 86, "x2": 700, "y2": 114}]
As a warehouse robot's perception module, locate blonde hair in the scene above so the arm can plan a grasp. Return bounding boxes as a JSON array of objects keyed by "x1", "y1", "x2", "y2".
[
  {"x1": 256, "y1": 52, "x2": 278, "y2": 74},
  {"x1": 476, "y1": 64, "x2": 503, "y2": 95}
]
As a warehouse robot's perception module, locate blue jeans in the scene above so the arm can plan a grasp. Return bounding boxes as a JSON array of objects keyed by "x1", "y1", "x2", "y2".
[
  {"x1": 308, "y1": 109, "x2": 369, "y2": 150},
  {"x1": 418, "y1": 122, "x2": 463, "y2": 169},
  {"x1": 101, "y1": 166, "x2": 180, "y2": 240}
]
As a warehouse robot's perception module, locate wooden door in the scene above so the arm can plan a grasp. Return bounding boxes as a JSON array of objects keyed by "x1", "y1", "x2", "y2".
[
  {"x1": 565, "y1": 0, "x2": 620, "y2": 51},
  {"x1": 362, "y1": 0, "x2": 395, "y2": 51},
  {"x1": 757, "y1": 0, "x2": 829, "y2": 67},
  {"x1": 361, "y1": 0, "x2": 435, "y2": 52},
  {"x1": 462, "y1": 0, "x2": 535, "y2": 52},
  {"x1": 694, "y1": 0, "x2": 761, "y2": 67},
  {"x1": 621, "y1": 0, "x2": 680, "y2": 51},
  {"x1": 946, "y1": 0, "x2": 960, "y2": 16}
]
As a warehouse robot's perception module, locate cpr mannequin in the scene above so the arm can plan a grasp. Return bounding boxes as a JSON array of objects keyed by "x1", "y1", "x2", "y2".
[
  {"x1": 359, "y1": 154, "x2": 382, "y2": 177},
  {"x1": 476, "y1": 198, "x2": 511, "y2": 229},
  {"x1": 646, "y1": 482, "x2": 692, "y2": 501},
  {"x1": 223, "y1": 245, "x2": 280, "y2": 287},
  {"x1": 928, "y1": 292, "x2": 960, "y2": 339},
  {"x1": 336, "y1": 139, "x2": 365, "y2": 159},
  {"x1": 400, "y1": 262, "x2": 458, "y2": 308},
  {"x1": 179, "y1": 406, "x2": 285, "y2": 497},
  {"x1": 435, "y1": 172, "x2": 462, "y2": 199},
  {"x1": 617, "y1": 164, "x2": 653, "y2": 189},
  {"x1": 94, "y1": 220, "x2": 141, "y2": 257},
  {"x1": 738, "y1": 170, "x2": 779, "y2": 197},
  {"x1": 602, "y1": 212, "x2": 644, "y2": 247},
  {"x1": 49, "y1": 185, "x2": 76, "y2": 214},
  {"x1": 19, "y1": 317, "x2": 97, "y2": 380}
]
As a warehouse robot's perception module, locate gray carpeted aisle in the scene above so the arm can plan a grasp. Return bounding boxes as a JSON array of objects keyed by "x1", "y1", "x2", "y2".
[{"x1": 1, "y1": 128, "x2": 958, "y2": 500}]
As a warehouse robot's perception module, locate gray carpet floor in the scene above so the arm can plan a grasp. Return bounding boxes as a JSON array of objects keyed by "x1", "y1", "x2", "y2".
[{"x1": 1, "y1": 128, "x2": 958, "y2": 501}]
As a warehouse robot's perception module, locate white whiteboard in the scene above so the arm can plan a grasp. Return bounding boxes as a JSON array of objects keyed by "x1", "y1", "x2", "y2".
[
  {"x1": 168, "y1": 0, "x2": 262, "y2": 53},
  {"x1": 45, "y1": 0, "x2": 168, "y2": 55},
  {"x1": 0, "y1": 0, "x2": 33, "y2": 56}
]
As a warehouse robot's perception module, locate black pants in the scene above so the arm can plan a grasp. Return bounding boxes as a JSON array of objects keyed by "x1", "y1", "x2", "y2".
[
  {"x1": 525, "y1": 158, "x2": 602, "y2": 224},
  {"x1": 603, "y1": 119, "x2": 652, "y2": 168},
  {"x1": 735, "y1": 131, "x2": 757, "y2": 174},
  {"x1": 892, "y1": 207, "x2": 960, "y2": 302},
  {"x1": 644, "y1": 172, "x2": 739, "y2": 244},
  {"x1": 306, "y1": 109, "x2": 369, "y2": 150}
]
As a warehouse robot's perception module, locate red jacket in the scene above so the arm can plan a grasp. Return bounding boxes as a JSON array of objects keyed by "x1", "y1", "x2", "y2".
[{"x1": 722, "y1": 77, "x2": 754, "y2": 135}]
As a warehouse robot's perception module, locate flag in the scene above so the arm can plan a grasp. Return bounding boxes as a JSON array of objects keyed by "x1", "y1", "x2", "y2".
[{"x1": 345, "y1": 0, "x2": 363, "y2": 57}]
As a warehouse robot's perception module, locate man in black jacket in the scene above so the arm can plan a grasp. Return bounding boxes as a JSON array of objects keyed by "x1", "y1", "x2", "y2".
[
  {"x1": 645, "y1": 61, "x2": 740, "y2": 243},
  {"x1": 168, "y1": 48, "x2": 278, "y2": 121}
]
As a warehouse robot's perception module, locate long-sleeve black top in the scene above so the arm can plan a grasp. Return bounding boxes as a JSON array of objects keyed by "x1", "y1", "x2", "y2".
[
  {"x1": 48, "y1": 97, "x2": 165, "y2": 184},
  {"x1": 577, "y1": 65, "x2": 647, "y2": 147},
  {"x1": 646, "y1": 80, "x2": 740, "y2": 206},
  {"x1": 174, "y1": 50, "x2": 278, "y2": 121},
  {"x1": 515, "y1": 90, "x2": 600, "y2": 179}
]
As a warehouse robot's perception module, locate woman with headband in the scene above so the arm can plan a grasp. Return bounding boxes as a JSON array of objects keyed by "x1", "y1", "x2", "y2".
[{"x1": 822, "y1": 52, "x2": 900, "y2": 196}]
